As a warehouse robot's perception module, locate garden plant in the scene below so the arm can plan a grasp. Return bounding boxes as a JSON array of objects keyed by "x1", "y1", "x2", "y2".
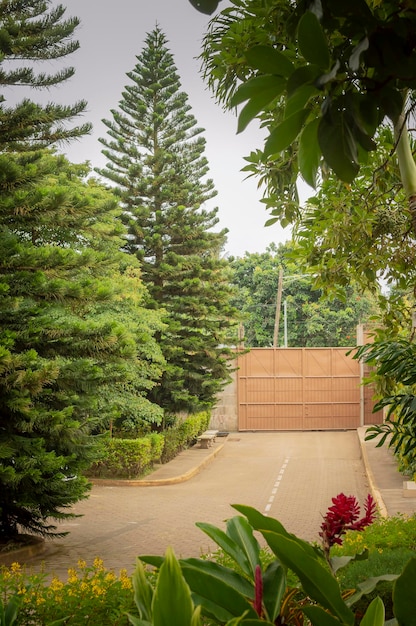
[{"x1": 1, "y1": 499, "x2": 416, "y2": 625}]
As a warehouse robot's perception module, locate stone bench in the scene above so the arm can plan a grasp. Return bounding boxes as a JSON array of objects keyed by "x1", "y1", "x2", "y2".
[{"x1": 197, "y1": 430, "x2": 219, "y2": 449}]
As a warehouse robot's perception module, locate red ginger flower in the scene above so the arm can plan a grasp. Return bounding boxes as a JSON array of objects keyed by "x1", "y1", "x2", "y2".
[
  {"x1": 320, "y1": 493, "x2": 376, "y2": 550},
  {"x1": 254, "y1": 564, "x2": 263, "y2": 617}
]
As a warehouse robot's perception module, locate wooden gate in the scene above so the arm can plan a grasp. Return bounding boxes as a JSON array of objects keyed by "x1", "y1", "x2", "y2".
[{"x1": 237, "y1": 348, "x2": 361, "y2": 431}]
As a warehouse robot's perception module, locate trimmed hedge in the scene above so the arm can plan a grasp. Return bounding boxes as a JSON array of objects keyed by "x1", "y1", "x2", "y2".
[
  {"x1": 87, "y1": 412, "x2": 211, "y2": 479},
  {"x1": 88, "y1": 433, "x2": 164, "y2": 479},
  {"x1": 160, "y1": 411, "x2": 211, "y2": 463}
]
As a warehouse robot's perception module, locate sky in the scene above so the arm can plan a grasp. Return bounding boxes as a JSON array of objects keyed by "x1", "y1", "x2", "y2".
[{"x1": 45, "y1": 0, "x2": 302, "y2": 257}]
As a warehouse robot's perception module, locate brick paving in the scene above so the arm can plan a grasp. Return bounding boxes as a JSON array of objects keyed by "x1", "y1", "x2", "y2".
[
  {"x1": 22, "y1": 430, "x2": 375, "y2": 579},
  {"x1": 357, "y1": 426, "x2": 416, "y2": 517}
]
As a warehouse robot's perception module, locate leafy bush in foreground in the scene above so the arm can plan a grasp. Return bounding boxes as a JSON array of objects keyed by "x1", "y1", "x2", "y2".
[{"x1": 2, "y1": 509, "x2": 416, "y2": 624}]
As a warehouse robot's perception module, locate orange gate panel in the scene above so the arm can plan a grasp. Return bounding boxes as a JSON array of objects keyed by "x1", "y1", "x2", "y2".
[{"x1": 237, "y1": 348, "x2": 361, "y2": 431}]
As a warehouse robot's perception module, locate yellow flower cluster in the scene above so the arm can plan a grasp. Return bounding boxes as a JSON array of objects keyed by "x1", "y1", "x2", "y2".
[
  {"x1": 120, "y1": 568, "x2": 133, "y2": 590},
  {"x1": 1, "y1": 556, "x2": 134, "y2": 621}
]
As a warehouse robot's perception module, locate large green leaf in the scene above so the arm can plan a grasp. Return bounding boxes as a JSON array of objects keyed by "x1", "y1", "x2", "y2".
[
  {"x1": 180, "y1": 563, "x2": 258, "y2": 622},
  {"x1": 188, "y1": 0, "x2": 221, "y2": 14},
  {"x1": 297, "y1": 11, "x2": 330, "y2": 69},
  {"x1": 232, "y1": 504, "x2": 318, "y2": 559},
  {"x1": 330, "y1": 549, "x2": 369, "y2": 575},
  {"x1": 360, "y1": 597, "x2": 385, "y2": 626},
  {"x1": 325, "y1": 0, "x2": 373, "y2": 20},
  {"x1": 349, "y1": 37, "x2": 369, "y2": 72},
  {"x1": 131, "y1": 559, "x2": 154, "y2": 621},
  {"x1": 357, "y1": 94, "x2": 383, "y2": 136},
  {"x1": 246, "y1": 45, "x2": 294, "y2": 77},
  {"x1": 345, "y1": 575, "x2": 398, "y2": 608},
  {"x1": 225, "y1": 618, "x2": 273, "y2": 626},
  {"x1": 379, "y1": 87, "x2": 404, "y2": 125},
  {"x1": 393, "y1": 557, "x2": 416, "y2": 626},
  {"x1": 226, "y1": 617, "x2": 274, "y2": 626},
  {"x1": 351, "y1": 116, "x2": 377, "y2": 152},
  {"x1": 298, "y1": 118, "x2": 321, "y2": 188},
  {"x1": 139, "y1": 555, "x2": 164, "y2": 568},
  {"x1": 196, "y1": 520, "x2": 254, "y2": 576},
  {"x1": 231, "y1": 76, "x2": 286, "y2": 132},
  {"x1": 230, "y1": 75, "x2": 285, "y2": 107},
  {"x1": 315, "y1": 60, "x2": 340, "y2": 89},
  {"x1": 181, "y1": 558, "x2": 254, "y2": 598},
  {"x1": 287, "y1": 65, "x2": 320, "y2": 97},
  {"x1": 191, "y1": 606, "x2": 202, "y2": 626},
  {"x1": 127, "y1": 616, "x2": 151, "y2": 626},
  {"x1": 318, "y1": 111, "x2": 360, "y2": 183},
  {"x1": 0, "y1": 596, "x2": 20, "y2": 626},
  {"x1": 285, "y1": 85, "x2": 316, "y2": 119},
  {"x1": 262, "y1": 560, "x2": 287, "y2": 623},
  {"x1": 261, "y1": 532, "x2": 355, "y2": 626},
  {"x1": 237, "y1": 87, "x2": 284, "y2": 133},
  {"x1": 152, "y1": 547, "x2": 194, "y2": 626},
  {"x1": 303, "y1": 605, "x2": 344, "y2": 626},
  {"x1": 226, "y1": 516, "x2": 261, "y2": 577},
  {"x1": 264, "y1": 109, "x2": 309, "y2": 155}
]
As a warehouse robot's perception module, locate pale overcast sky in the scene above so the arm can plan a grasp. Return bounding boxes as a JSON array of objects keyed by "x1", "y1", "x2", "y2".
[{"x1": 51, "y1": 0, "x2": 300, "y2": 257}]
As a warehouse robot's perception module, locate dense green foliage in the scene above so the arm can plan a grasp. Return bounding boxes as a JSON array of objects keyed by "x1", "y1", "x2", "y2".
[
  {"x1": 201, "y1": 0, "x2": 416, "y2": 197},
  {"x1": 88, "y1": 434, "x2": 164, "y2": 479},
  {"x1": 0, "y1": 2, "x2": 165, "y2": 540},
  {"x1": 0, "y1": 151, "x2": 165, "y2": 539},
  {"x1": 199, "y1": 0, "x2": 416, "y2": 463},
  {"x1": 1, "y1": 510, "x2": 416, "y2": 624},
  {"x1": 159, "y1": 411, "x2": 211, "y2": 463},
  {"x1": 0, "y1": 0, "x2": 94, "y2": 541},
  {"x1": 355, "y1": 338, "x2": 416, "y2": 479},
  {"x1": 87, "y1": 411, "x2": 210, "y2": 478},
  {"x1": 199, "y1": 0, "x2": 416, "y2": 297},
  {"x1": 230, "y1": 242, "x2": 378, "y2": 347},
  {"x1": 0, "y1": 0, "x2": 91, "y2": 149},
  {"x1": 98, "y1": 26, "x2": 239, "y2": 414},
  {"x1": 295, "y1": 128, "x2": 416, "y2": 299},
  {"x1": 138, "y1": 505, "x2": 416, "y2": 625}
]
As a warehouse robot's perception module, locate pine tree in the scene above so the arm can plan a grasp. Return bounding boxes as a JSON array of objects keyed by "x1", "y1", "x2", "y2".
[
  {"x1": 0, "y1": 151, "x2": 165, "y2": 540},
  {"x1": 98, "y1": 26, "x2": 238, "y2": 414},
  {"x1": 0, "y1": 0, "x2": 91, "y2": 150},
  {"x1": 0, "y1": 2, "x2": 165, "y2": 541}
]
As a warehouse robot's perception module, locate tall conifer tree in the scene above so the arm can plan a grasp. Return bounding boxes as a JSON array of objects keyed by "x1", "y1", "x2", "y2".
[
  {"x1": 0, "y1": 0, "x2": 90, "y2": 150},
  {"x1": 0, "y1": 150, "x2": 165, "y2": 540},
  {"x1": 0, "y1": 2, "x2": 164, "y2": 541},
  {"x1": 98, "y1": 26, "x2": 238, "y2": 414}
]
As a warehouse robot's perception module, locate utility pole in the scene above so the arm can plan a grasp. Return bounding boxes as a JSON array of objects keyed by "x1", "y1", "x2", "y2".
[
  {"x1": 284, "y1": 299, "x2": 288, "y2": 348},
  {"x1": 273, "y1": 268, "x2": 283, "y2": 347}
]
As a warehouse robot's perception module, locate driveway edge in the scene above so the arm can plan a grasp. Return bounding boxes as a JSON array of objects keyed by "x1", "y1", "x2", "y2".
[
  {"x1": 90, "y1": 442, "x2": 226, "y2": 487},
  {"x1": 357, "y1": 427, "x2": 388, "y2": 517}
]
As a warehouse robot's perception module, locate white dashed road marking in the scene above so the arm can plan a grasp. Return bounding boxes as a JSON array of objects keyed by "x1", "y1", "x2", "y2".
[{"x1": 264, "y1": 457, "x2": 289, "y2": 515}]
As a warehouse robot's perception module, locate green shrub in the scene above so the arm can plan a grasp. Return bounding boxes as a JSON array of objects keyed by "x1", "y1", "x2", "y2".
[
  {"x1": 331, "y1": 513, "x2": 416, "y2": 556},
  {"x1": 331, "y1": 515, "x2": 416, "y2": 622},
  {"x1": 148, "y1": 432, "x2": 164, "y2": 462},
  {"x1": 2, "y1": 510, "x2": 416, "y2": 625},
  {"x1": 87, "y1": 412, "x2": 210, "y2": 477},
  {"x1": 88, "y1": 434, "x2": 164, "y2": 479},
  {"x1": 0, "y1": 559, "x2": 134, "y2": 625},
  {"x1": 160, "y1": 411, "x2": 210, "y2": 463},
  {"x1": 160, "y1": 427, "x2": 184, "y2": 464}
]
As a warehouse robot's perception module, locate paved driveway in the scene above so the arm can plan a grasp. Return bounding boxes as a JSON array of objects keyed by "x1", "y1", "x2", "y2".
[{"x1": 27, "y1": 431, "x2": 370, "y2": 578}]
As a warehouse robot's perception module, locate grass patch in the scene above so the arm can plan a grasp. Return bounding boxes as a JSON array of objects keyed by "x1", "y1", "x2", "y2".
[{"x1": 331, "y1": 514, "x2": 416, "y2": 622}]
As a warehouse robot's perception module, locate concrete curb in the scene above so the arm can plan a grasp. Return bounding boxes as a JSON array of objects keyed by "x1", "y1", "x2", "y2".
[
  {"x1": 0, "y1": 536, "x2": 45, "y2": 566},
  {"x1": 90, "y1": 442, "x2": 226, "y2": 487},
  {"x1": 357, "y1": 427, "x2": 388, "y2": 518}
]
